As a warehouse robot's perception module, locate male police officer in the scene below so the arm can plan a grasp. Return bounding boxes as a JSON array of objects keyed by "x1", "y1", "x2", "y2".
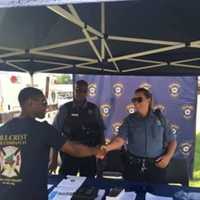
[{"x1": 52, "y1": 80, "x2": 105, "y2": 177}]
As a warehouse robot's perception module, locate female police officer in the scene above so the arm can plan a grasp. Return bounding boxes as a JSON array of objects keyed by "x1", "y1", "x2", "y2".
[{"x1": 101, "y1": 87, "x2": 177, "y2": 183}]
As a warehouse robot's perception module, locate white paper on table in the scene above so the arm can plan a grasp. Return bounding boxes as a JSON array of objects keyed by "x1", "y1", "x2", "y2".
[
  {"x1": 187, "y1": 192, "x2": 200, "y2": 200},
  {"x1": 121, "y1": 192, "x2": 137, "y2": 200},
  {"x1": 66, "y1": 175, "x2": 87, "y2": 182},
  {"x1": 50, "y1": 189, "x2": 104, "y2": 200},
  {"x1": 120, "y1": 192, "x2": 137, "y2": 200},
  {"x1": 48, "y1": 184, "x2": 53, "y2": 190},
  {"x1": 48, "y1": 187, "x2": 73, "y2": 200},
  {"x1": 95, "y1": 189, "x2": 106, "y2": 200},
  {"x1": 56, "y1": 175, "x2": 86, "y2": 194},
  {"x1": 53, "y1": 186, "x2": 73, "y2": 195},
  {"x1": 145, "y1": 192, "x2": 173, "y2": 200},
  {"x1": 106, "y1": 191, "x2": 136, "y2": 200},
  {"x1": 52, "y1": 193, "x2": 72, "y2": 200}
]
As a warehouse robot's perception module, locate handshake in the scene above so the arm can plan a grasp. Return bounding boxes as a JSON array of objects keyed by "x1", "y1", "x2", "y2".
[{"x1": 95, "y1": 145, "x2": 109, "y2": 160}]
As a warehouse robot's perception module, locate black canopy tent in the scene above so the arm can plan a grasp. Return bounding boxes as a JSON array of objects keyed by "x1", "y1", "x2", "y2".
[
  {"x1": 0, "y1": 0, "x2": 199, "y2": 182},
  {"x1": 0, "y1": 0, "x2": 200, "y2": 75}
]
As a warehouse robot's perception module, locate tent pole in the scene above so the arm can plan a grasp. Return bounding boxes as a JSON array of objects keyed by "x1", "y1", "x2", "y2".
[
  {"x1": 101, "y1": 2, "x2": 105, "y2": 60},
  {"x1": 30, "y1": 72, "x2": 34, "y2": 87},
  {"x1": 72, "y1": 73, "x2": 76, "y2": 100},
  {"x1": 6, "y1": 61, "x2": 28, "y2": 73},
  {"x1": 67, "y1": 4, "x2": 102, "y2": 62},
  {"x1": 108, "y1": 44, "x2": 185, "y2": 62}
]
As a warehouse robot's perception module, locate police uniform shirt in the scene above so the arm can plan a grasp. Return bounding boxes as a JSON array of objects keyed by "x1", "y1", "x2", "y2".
[
  {"x1": 53, "y1": 101, "x2": 105, "y2": 145},
  {"x1": 118, "y1": 111, "x2": 176, "y2": 158},
  {"x1": 0, "y1": 117, "x2": 66, "y2": 200}
]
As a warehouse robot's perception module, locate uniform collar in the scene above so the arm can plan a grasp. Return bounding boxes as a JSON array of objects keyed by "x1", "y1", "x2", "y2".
[
  {"x1": 135, "y1": 109, "x2": 154, "y2": 119},
  {"x1": 73, "y1": 99, "x2": 87, "y2": 109}
]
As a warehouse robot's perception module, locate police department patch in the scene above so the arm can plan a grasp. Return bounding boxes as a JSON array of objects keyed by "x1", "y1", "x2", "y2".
[
  {"x1": 169, "y1": 83, "x2": 181, "y2": 97},
  {"x1": 88, "y1": 83, "x2": 97, "y2": 97},
  {"x1": 182, "y1": 105, "x2": 194, "y2": 119},
  {"x1": 113, "y1": 83, "x2": 124, "y2": 97},
  {"x1": 100, "y1": 104, "x2": 111, "y2": 118}
]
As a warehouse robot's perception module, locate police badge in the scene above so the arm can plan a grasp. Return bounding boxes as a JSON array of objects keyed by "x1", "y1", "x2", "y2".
[
  {"x1": 113, "y1": 83, "x2": 124, "y2": 97},
  {"x1": 182, "y1": 105, "x2": 194, "y2": 119},
  {"x1": 126, "y1": 103, "x2": 135, "y2": 114},
  {"x1": 170, "y1": 123, "x2": 180, "y2": 136},
  {"x1": 88, "y1": 83, "x2": 97, "y2": 97},
  {"x1": 100, "y1": 104, "x2": 111, "y2": 118},
  {"x1": 112, "y1": 122, "x2": 122, "y2": 136},
  {"x1": 179, "y1": 142, "x2": 193, "y2": 156},
  {"x1": 169, "y1": 83, "x2": 181, "y2": 97}
]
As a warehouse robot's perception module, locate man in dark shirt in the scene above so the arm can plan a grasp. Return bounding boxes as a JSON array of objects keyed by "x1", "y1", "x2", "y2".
[
  {"x1": 0, "y1": 87, "x2": 104, "y2": 200},
  {"x1": 52, "y1": 80, "x2": 105, "y2": 177}
]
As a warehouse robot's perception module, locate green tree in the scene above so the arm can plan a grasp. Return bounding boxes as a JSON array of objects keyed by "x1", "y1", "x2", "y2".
[{"x1": 55, "y1": 74, "x2": 72, "y2": 84}]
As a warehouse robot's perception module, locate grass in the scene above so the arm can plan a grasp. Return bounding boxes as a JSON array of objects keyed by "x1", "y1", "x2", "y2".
[{"x1": 189, "y1": 131, "x2": 200, "y2": 187}]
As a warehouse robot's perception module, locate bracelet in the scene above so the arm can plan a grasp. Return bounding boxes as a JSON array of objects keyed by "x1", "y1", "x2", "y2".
[{"x1": 100, "y1": 145, "x2": 108, "y2": 152}]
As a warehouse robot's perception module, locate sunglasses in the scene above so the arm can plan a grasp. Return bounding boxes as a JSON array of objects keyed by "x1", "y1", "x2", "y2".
[{"x1": 131, "y1": 97, "x2": 144, "y2": 103}]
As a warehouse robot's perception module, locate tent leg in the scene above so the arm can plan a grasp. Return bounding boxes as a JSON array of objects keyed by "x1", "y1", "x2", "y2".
[
  {"x1": 72, "y1": 73, "x2": 76, "y2": 100},
  {"x1": 29, "y1": 72, "x2": 34, "y2": 87}
]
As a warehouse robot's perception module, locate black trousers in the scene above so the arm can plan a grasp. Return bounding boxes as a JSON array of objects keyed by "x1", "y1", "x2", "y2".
[
  {"x1": 59, "y1": 153, "x2": 96, "y2": 177},
  {"x1": 123, "y1": 160, "x2": 167, "y2": 184}
]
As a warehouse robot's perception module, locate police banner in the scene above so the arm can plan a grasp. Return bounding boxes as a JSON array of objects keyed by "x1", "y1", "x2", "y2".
[
  {"x1": 75, "y1": 75, "x2": 198, "y2": 176},
  {"x1": 0, "y1": 0, "x2": 121, "y2": 8}
]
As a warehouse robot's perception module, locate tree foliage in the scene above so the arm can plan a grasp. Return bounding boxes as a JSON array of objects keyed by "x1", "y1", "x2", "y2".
[{"x1": 55, "y1": 74, "x2": 72, "y2": 84}]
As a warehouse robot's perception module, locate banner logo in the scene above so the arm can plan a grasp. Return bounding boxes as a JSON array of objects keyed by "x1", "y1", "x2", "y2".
[
  {"x1": 0, "y1": 146, "x2": 21, "y2": 178},
  {"x1": 88, "y1": 83, "x2": 97, "y2": 97},
  {"x1": 112, "y1": 122, "x2": 122, "y2": 136},
  {"x1": 126, "y1": 104, "x2": 135, "y2": 114},
  {"x1": 169, "y1": 83, "x2": 181, "y2": 97},
  {"x1": 182, "y1": 105, "x2": 194, "y2": 119},
  {"x1": 179, "y1": 142, "x2": 193, "y2": 156},
  {"x1": 170, "y1": 123, "x2": 180, "y2": 136},
  {"x1": 153, "y1": 104, "x2": 166, "y2": 113},
  {"x1": 139, "y1": 82, "x2": 152, "y2": 90},
  {"x1": 113, "y1": 83, "x2": 124, "y2": 97},
  {"x1": 100, "y1": 104, "x2": 111, "y2": 118}
]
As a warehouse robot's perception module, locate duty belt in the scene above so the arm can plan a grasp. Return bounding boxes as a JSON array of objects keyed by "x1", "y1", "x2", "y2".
[{"x1": 126, "y1": 152, "x2": 156, "y2": 172}]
